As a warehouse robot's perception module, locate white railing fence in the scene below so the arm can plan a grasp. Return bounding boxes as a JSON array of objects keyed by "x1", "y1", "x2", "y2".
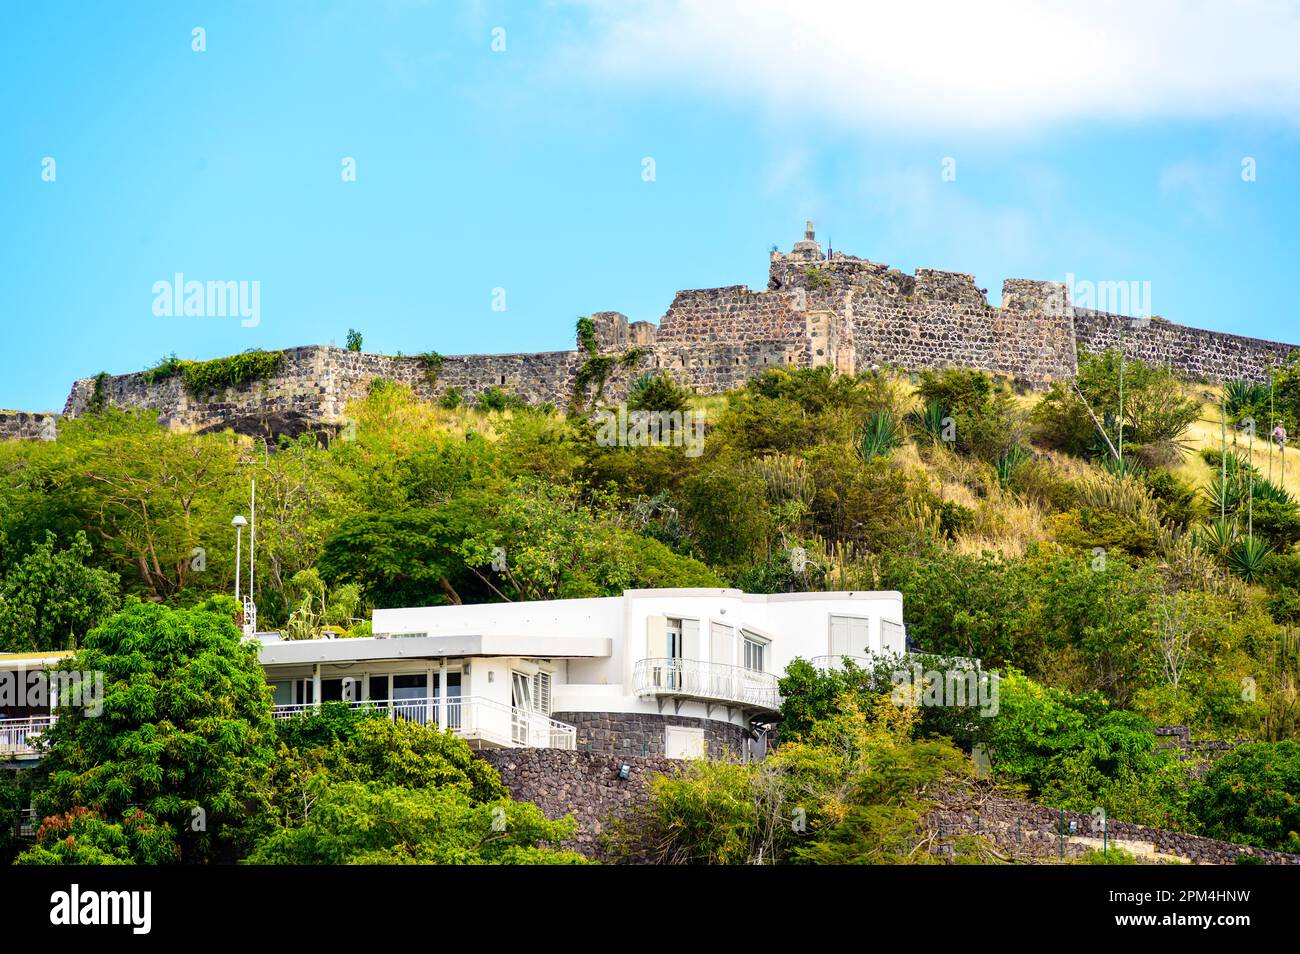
[
  {"x1": 634, "y1": 658, "x2": 779, "y2": 710},
  {"x1": 0, "y1": 716, "x2": 52, "y2": 757},
  {"x1": 271, "y1": 696, "x2": 575, "y2": 750}
]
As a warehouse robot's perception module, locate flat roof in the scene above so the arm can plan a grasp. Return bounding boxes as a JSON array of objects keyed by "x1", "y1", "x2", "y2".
[
  {"x1": 0, "y1": 650, "x2": 76, "y2": 670},
  {"x1": 256, "y1": 633, "x2": 612, "y2": 667}
]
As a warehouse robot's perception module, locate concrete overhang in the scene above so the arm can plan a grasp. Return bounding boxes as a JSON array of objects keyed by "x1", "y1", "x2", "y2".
[{"x1": 255, "y1": 634, "x2": 612, "y2": 667}]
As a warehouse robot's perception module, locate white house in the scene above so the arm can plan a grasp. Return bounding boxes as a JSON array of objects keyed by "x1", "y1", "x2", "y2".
[
  {"x1": 1, "y1": 588, "x2": 906, "y2": 762},
  {"x1": 257, "y1": 588, "x2": 907, "y2": 759}
]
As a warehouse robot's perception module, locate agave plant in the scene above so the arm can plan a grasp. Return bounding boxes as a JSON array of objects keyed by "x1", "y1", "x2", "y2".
[
  {"x1": 1227, "y1": 534, "x2": 1275, "y2": 583},
  {"x1": 1099, "y1": 454, "x2": 1146, "y2": 479},
  {"x1": 858, "y1": 410, "x2": 902, "y2": 460},
  {"x1": 1194, "y1": 516, "x2": 1238, "y2": 559},
  {"x1": 1224, "y1": 378, "x2": 1268, "y2": 417},
  {"x1": 908, "y1": 399, "x2": 950, "y2": 445},
  {"x1": 994, "y1": 445, "x2": 1030, "y2": 486}
]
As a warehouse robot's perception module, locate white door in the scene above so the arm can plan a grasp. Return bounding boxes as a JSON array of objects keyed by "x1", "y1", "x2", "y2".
[
  {"x1": 665, "y1": 726, "x2": 706, "y2": 759},
  {"x1": 511, "y1": 671, "x2": 533, "y2": 745}
]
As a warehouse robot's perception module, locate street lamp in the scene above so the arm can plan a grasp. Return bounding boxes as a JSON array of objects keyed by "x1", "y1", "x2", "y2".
[{"x1": 231, "y1": 515, "x2": 248, "y2": 605}]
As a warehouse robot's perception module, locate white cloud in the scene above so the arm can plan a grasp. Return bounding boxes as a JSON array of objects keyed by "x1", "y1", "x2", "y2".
[{"x1": 567, "y1": 0, "x2": 1300, "y2": 131}]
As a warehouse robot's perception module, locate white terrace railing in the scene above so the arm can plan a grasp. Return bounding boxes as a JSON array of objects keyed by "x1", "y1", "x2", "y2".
[
  {"x1": 0, "y1": 715, "x2": 53, "y2": 759},
  {"x1": 271, "y1": 696, "x2": 577, "y2": 751},
  {"x1": 633, "y1": 658, "x2": 780, "y2": 711}
]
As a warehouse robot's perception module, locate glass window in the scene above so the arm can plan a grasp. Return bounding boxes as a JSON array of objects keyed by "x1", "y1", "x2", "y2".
[
  {"x1": 743, "y1": 635, "x2": 767, "y2": 672},
  {"x1": 392, "y1": 674, "x2": 426, "y2": 701}
]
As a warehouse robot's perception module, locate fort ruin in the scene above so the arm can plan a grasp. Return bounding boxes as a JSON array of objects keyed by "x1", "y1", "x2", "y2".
[{"x1": 3, "y1": 223, "x2": 1296, "y2": 441}]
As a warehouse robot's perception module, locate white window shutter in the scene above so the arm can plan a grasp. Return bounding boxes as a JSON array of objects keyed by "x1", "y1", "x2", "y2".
[
  {"x1": 851, "y1": 617, "x2": 870, "y2": 655},
  {"x1": 711, "y1": 623, "x2": 734, "y2": 666},
  {"x1": 830, "y1": 616, "x2": 852, "y2": 656},
  {"x1": 532, "y1": 672, "x2": 552, "y2": 715},
  {"x1": 681, "y1": 618, "x2": 700, "y2": 660},
  {"x1": 646, "y1": 615, "x2": 668, "y2": 658}
]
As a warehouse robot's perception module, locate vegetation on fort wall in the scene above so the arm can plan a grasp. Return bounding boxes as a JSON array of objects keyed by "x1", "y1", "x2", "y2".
[{"x1": 141, "y1": 349, "x2": 285, "y2": 398}]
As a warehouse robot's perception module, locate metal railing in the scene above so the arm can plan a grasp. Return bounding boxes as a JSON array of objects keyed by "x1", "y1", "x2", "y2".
[
  {"x1": 633, "y1": 658, "x2": 780, "y2": 710},
  {"x1": 271, "y1": 696, "x2": 575, "y2": 750},
  {"x1": 0, "y1": 716, "x2": 53, "y2": 758}
]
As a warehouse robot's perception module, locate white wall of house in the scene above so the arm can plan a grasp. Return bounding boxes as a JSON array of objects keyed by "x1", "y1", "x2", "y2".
[{"x1": 364, "y1": 588, "x2": 905, "y2": 726}]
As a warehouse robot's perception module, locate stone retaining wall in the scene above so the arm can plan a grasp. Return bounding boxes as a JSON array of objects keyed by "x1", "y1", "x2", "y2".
[
  {"x1": 478, "y1": 749, "x2": 677, "y2": 860},
  {"x1": 550, "y1": 711, "x2": 750, "y2": 760},
  {"x1": 928, "y1": 786, "x2": 1299, "y2": 865}
]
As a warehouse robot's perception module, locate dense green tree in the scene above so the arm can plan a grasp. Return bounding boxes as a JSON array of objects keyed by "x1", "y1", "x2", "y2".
[
  {"x1": 30, "y1": 596, "x2": 278, "y2": 863},
  {"x1": 15, "y1": 807, "x2": 179, "y2": 865},
  {"x1": 246, "y1": 780, "x2": 587, "y2": 865},
  {"x1": 0, "y1": 531, "x2": 120, "y2": 652},
  {"x1": 1189, "y1": 741, "x2": 1300, "y2": 853}
]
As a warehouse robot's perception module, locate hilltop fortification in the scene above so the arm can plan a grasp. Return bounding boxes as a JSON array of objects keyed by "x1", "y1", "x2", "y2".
[{"x1": 3, "y1": 223, "x2": 1295, "y2": 441}]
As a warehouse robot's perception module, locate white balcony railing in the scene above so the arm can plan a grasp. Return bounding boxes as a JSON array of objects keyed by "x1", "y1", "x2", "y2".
[
  {"x1": 271, "y1": 696, "x2": 576, "y2": 750},
  {"x1": 0, "y1": 716, "x2": 53, "y2": 758},
  {"x1": 634, "y1": 658, "x2": 780, "y2": 711}
]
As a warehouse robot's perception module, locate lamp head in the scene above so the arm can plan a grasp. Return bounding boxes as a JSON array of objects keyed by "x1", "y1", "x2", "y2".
[{"x1": 231, "y1": 515, "x2": 248, "y2": 528}]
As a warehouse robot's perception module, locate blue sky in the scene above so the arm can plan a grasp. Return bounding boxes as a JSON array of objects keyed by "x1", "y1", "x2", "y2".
[{"x1": 2, "y1": 0, "x2": 1299, "y2": 412}]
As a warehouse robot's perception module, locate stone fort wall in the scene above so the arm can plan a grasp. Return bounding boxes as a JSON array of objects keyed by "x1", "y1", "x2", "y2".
[{"x1": 6, "y1": 224, "x2": 1295, "y2": 440}]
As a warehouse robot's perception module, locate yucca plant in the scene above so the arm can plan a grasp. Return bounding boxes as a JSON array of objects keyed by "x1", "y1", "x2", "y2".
[
  {"x1": 858, "y1": 410, "x2": 902, "y2": 460},
  {"x1": 1224, "y1": 378, "x2": 1268, "y2": 417},
  {"x1": 1195, "y1": 516, "x2": 1238, "y2": 559},
  {"x1": 1099, "y1": 454, "x2": 1146, "y2": 479},
  {"x1": 1251, "y1": 475, "x2": 1293, "y2": 506},
  {"x1": 1227, "y1": 534, "x2": 1275, "y2": 583},
  {"x1": 993, "y1": 444, "x2": 1030, "y2": 486},
  {"x1": 909, "y1": 399, "x2": 950, "y2": 445}
]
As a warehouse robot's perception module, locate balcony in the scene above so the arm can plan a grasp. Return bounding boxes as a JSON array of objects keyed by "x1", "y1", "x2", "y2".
[
  {"x1": 271, "y1": 696, "x2": 576, "y2": 750},
  {"x1": 633, "y1": 658, "x2": 780, "y2": 713},
  {"x1": 0, "y1": 716, "x2": 52, "y2": 759}
]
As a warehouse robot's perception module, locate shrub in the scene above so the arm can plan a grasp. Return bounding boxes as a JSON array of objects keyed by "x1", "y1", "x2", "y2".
[
  {"x1": 345, "y1": 329, "x2": 363, "y2": 352},
  {"x1": 916, "y1": 368, "x2": 1023, "y2": 461},
  {"x1": 180, "y1": 349, "x2": 284, "y2": 397},
  {"x1": 626, "y1": 372, "x2": 693, "y2": 414},
  {"x1": 1189, "y1": 741, "x2": 1300, "y2": 853}
]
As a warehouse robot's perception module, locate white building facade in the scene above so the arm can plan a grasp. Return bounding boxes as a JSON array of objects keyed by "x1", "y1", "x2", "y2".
[{"x1": 257, "y1": 588, "x2": 907, "y2": 759}]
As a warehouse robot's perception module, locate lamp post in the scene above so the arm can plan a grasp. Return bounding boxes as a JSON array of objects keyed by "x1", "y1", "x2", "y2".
[{"x1": 231, "y1": 515, "x2": 248, "y2": 608}]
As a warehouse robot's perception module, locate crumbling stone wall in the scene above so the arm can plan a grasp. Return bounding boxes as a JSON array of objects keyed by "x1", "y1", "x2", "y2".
[
  {"x1": 0, "y1": 411, "x2": 59, "y2": 441},
  {"x1": 927, "y1": 786, "x2": 1299, "y2": 865},
  {"x1": 656, "y1": 286, "x2": 808, "y2": 346},
  {"x1": 14, "y1": 230, "x2": 1295, "y2": 443}
]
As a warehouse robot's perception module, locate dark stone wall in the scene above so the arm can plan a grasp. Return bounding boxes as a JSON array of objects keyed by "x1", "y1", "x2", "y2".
[
  {"x1": 928, "y1": 786, "x2": 1300, "y2": 865},
  {"x1": 479, "y1": 750, "x2": 1300, "y2": 866},
  {"x1": 0, "y1": 411, "x2": 59, "y2": 442},
  {"x1": 478, "y1": 749, "x2": 677, "y2": 860},
  {"x1": 551, "y1": 710, "x2": 750, "y2": 760},
  {"x1": 1074, "y1": 310, "x2": 1296, "y2": 383}
]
